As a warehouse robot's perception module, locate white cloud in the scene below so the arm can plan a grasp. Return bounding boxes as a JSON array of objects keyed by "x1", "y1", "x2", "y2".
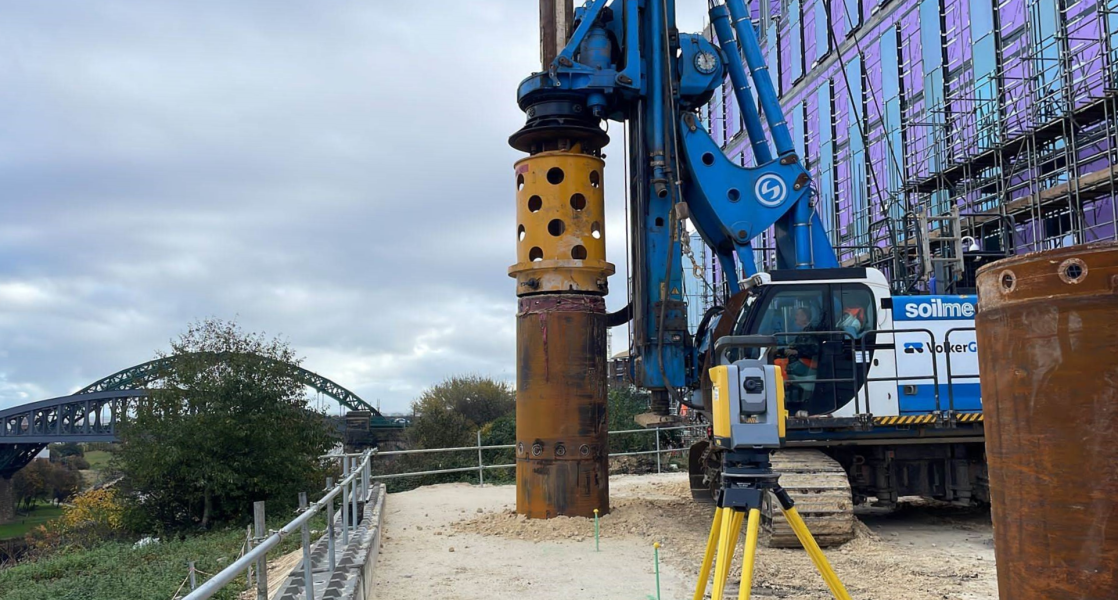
[{"x1": 0, "y1": 1, "x2": 712, "y2": 414}]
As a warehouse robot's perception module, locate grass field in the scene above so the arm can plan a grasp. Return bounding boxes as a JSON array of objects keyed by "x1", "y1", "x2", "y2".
[
  {"x1": 83, "y1": 450, "x2": 113, "y2": 471},
  {"x1": 0, "y1": 505, "x2": 63, "y2": 541}
]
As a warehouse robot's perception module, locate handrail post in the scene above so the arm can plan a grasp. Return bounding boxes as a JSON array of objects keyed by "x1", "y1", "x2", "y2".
[
  {"x1": 325, "y1": 477, "x2": 336, "y2": 573},
  {"x1": 299, "y1": 492, "x2": 314, "y2": 600},
  {"x1": 350, "y1": 456, "x2": 358, "y2": 529},
  {"x1": 655, "y1": 428, "x2": 662, "y2": 474},
  {"x1": 362, "y1": 454, "x2": 370, "y2": 499},
  {"x1": 244, "y1": 522, "x2": 253, "y2": 585},
  {"x1": 253, "y1": 501, "x2": 268, "y2": 600},
  {"x1": 341, "y1": 459, "x2": 350, "y2": 544},
  {"x1": 477, "y1": 430, "x2": 484, "y2": 486}
]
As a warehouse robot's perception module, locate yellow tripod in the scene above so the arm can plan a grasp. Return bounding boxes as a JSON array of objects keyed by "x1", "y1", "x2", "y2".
[{"x1": 692, "y1": 466, "x2": 852, "y2": 600}]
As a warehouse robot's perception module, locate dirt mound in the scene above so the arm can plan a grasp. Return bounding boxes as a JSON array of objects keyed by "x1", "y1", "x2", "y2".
[{"x1": 454, "y1": 477, "x2": 702, "y2": 543}]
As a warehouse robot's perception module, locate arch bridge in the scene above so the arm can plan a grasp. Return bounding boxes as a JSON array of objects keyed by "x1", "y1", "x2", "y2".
[{"x1": 0, "y1": 353, "x2": 404, "y2": 478}]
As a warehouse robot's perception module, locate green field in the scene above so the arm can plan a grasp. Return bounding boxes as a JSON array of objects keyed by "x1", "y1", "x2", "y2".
[
  {"x1": 0, "y1": 505, "x2": 63, "y2": 541},
  {"x1": 83, "y1": 450, "x2": 113, "y2": 471}
]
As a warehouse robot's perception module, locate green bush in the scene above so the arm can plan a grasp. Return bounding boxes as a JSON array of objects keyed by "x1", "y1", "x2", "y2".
[
  {"x1": 2, "y1": 510, "x2": 329, "y2": 600},
  {"x1": 607, "y1": 385, "x2": 680, "y2": 456}
]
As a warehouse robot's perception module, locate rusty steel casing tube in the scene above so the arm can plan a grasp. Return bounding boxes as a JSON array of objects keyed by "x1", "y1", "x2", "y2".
[
  {"x1": 515, "y1": 295, "x2": 609, "y2": 518},
  {"x1": 509, "y1": 151, "x2": 613, "y2": 518},
  {"x1": 976, "y1": 241, "x2": 1118, "y2": 599}
]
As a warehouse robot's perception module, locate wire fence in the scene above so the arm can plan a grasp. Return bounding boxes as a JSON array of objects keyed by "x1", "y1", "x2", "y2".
[{"x1": 370, "y1": 424, "x2": 706, "y2": 484}]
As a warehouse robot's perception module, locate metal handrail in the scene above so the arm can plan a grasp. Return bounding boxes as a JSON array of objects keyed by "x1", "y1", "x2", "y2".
[
  {"x1": 944, "y1": 327, "x2": 981, "y2": 412},
  {"x1": 182, "y1": 449, "x2": 376, "y2": 600},
  {"x1": 370, "y1": 424, "x2": 705, "y2": 481},
  {"x1": 855, "y1": 328, "x2": 941, "y2": 414}
]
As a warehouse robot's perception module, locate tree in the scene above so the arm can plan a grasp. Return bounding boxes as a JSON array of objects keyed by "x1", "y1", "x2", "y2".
[
  {"x1": 13, "y1": 460, "x2": 49, "y2": 510},
  {"x1": 115, "y1": 318, "x2": 337, "y2": 532},
  {"x1": 47, "y1": 466, "x2": 81, "y2": 504},
  {"x1": 60, "y1": 455, "x2": 90, "y2": 471},
  {"x1": 377, "y1": 376, "x2": 515, "y2": 491},
  {"x1": 50, "y1": 442, "x2": 84, "y2": 460},
  {"x1": 12, "y1": 459, "x2": 81, "y2": 510},
  {"x1": 408, "y1": 375, "x2": 515, "y2": 449}
]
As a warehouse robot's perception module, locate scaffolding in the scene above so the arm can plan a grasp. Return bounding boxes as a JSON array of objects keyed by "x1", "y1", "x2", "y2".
[{"x1": 881, "y1": 0, "x2": 1118, "y2": 292}]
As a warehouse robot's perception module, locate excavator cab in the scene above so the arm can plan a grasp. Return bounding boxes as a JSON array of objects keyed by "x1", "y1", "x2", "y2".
[{"x1": 706, "y1": 268, "x2": 886, "y2": 419}]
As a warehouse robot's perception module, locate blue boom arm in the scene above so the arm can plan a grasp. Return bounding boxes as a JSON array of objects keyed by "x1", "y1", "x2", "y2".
[{"x1": 513, "y1": 0, "x2": 838, "y2": 397}]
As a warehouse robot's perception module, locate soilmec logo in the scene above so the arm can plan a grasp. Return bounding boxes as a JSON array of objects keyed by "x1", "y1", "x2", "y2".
[
  {"x1": 754, "y1": 174, "x2": 788, "y2": 207},
  {"x1": 903, "y1": 298, "x2": 976, "y2": 319},
  {"x1": 903, "y1": 341, "x2": 978, "y2": 354}
]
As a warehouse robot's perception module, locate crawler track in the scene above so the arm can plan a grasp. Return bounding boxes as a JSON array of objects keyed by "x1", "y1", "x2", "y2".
[{"x1": 762, "y1": 449, "x2": 855, "y2": 548}]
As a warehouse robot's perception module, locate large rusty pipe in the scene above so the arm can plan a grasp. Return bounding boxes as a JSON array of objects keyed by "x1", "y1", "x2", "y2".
[
  {"x1": 515, "y1": 295, "x2": 609, "y2": 518},
  {"x1": 510, "y1": 148, "x2": 613, "y2": 518},
  {"x1": 976, "y1": 242, "x2": 1118, "y2": 599}
]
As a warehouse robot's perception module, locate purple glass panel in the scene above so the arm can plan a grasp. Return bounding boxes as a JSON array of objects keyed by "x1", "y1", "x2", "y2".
[
  {"x1": 1065, "y1": 1, "x2": 1106, "y2": 107},
  {"x1": 804, "y1": 2, "x2": 818, "y2": 69},
  {"x1": 780, "y1": 20, "x2": 793, "y2": 92}
]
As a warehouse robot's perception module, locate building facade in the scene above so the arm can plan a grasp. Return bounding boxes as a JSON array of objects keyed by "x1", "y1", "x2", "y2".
[{"x1": 705, "y1": 0, "x2": 1118, "y2": 291}]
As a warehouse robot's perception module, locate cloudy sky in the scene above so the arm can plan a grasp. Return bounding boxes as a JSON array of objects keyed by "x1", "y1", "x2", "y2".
[{"x1": 0, "y1": 1, "x2": 708, "y2": 414}]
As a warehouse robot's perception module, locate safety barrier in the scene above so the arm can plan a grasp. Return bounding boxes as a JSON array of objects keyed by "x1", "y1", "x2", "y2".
[
  {"x1": 182, "y1": 450, "x2": 377, "y2": 600},
  {"x1": 370, "y1": 424, "x2": 705, "y2": 483}
]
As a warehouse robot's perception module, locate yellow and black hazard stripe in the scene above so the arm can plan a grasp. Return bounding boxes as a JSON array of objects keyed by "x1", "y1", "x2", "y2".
[
  {"x1": 874, "y1": 414, "x2": 937, "y2": 425},
  {"x1": 873, "y1": 413, "x2": 984, "y2": 425}
]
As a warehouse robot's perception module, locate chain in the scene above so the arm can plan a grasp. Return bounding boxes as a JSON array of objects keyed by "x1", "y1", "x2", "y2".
[
  {"x1": 680, "y1": 233, "x2": 703, "y2": 280},
  {"x1": 681, "y1": 233, "x2": 717, "y2": 296}
]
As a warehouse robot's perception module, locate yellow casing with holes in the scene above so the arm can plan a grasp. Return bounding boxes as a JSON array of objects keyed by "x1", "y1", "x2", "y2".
[
  {"x1": 709, "y1": 365, "x2": 732, "y2": 440},
  {"x1": 508, "y1": 150, "x2": 615, "y2": 296}
]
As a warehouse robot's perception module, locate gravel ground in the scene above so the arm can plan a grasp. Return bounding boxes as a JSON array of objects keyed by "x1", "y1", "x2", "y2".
[{"x1": 371, "y1": 473, "x2": 998, "y2": 600}]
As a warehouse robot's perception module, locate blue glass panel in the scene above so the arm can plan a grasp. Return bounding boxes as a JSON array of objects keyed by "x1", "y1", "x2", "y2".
[
  {"x1": 846, "y1": 58, "x2": 866, "y2": 242},
  {"x1": 815, "y1": 0, "x2": 830, "y2": 57},
  {"x1": 919, "y1": 0, "x2": 942, "y2": 72},
  {"x1": 790, "y1": 0, "x2": 804, "y2": 81},
  {"x1": 817, "y1": 83, "x2": 836, "y2": 238},
  {"x1": 844, "y1": 0, "x2": 862, "y2": 29}
]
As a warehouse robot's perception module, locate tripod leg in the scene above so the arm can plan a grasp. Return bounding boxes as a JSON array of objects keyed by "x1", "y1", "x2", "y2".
[
  {"x1": 736, "y1": 508, "x2": 762, "y2": 600},
  {"x1": 781, "y1": 505, "x2": 853, "y2": 600},
  {"x1": 711, "y1": 509, "x2": 745, "y2": 599},
  {"x1": 693, "y1": 507, "x2": 725, "y2": 600}
]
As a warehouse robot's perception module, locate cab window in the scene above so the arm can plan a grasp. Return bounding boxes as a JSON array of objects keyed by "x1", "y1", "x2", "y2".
[
  {"x1": 835, "y1": 284, "x2": 876, "y2": 339},
  {"x1": 753, "y1": 286, "x2": 829, "y2": 339}
]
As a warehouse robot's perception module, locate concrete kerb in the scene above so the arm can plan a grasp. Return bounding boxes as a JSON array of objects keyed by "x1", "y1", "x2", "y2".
[{"x1": 274, "y1": 483, "x2": 386, "y2": 600}]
